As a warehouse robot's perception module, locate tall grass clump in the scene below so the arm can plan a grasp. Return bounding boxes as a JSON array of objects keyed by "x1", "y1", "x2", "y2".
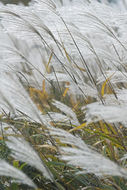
[{"x1": 0, "y1": 0, "x2": 127, "y2": 189}]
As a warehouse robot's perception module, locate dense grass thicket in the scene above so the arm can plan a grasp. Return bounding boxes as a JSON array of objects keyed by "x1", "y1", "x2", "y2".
[{"x1": 0, "y1": 0, "x2": 127, "y2": 189}]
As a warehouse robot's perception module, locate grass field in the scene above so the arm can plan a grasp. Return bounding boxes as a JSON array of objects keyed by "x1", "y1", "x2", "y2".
[{"x1": 0, "y1": 0, "x2": 127, "y2": 189}]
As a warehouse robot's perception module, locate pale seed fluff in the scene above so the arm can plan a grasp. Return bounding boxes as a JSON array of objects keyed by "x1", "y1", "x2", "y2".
[{"x1": 0, "y1": 159, "x2": 37, "y2": 188}]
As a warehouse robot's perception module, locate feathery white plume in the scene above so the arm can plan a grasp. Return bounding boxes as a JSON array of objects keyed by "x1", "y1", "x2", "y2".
[
  {"x1": 49, "y1": 127, "x2": 127, "y2": 178},
  {"x1": 0, "y1": 159, "x2": 37, "y2": 188},
  {"x1": 0, "y1": 73, "x2": 44, "y2": 123},
  {"x1": 52, "y1": 100, "x2": 80, "y2": 126},
  {"x1": 121, "y1": 154, "x2": 127, "y2": 161},
  {"x1": 42, "y1": 112, "x2": 75, "y2": 126},
  {"x1": 84, "y1": 102, "x2": 127, "y2": 124},
  {"x1": 6, "y1": 136, "x2": 53, "y2": 181}
]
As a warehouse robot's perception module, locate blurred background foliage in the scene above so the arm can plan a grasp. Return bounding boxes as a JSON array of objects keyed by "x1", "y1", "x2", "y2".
[
  {"x1": 0, "y1": 0, "x2": 117, "y2": 6},
  {"x1": 0, "y1": 0, "x2": 30, "y2": 5}
]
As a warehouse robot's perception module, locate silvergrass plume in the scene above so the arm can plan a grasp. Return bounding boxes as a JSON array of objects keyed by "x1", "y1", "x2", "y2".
[
  {"x1": 6, "y1": 136, "x2": 54, "y2": 181},
  {"x1": 49, "y1": 126, "x2": 127, "y2": 178},
  {"x1": 0, "y1": 159, "x2": 37, "y2": 188}
]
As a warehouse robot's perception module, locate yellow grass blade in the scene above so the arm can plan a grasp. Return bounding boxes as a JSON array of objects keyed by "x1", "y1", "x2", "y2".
[
  {"x1": 46, "y1": 52, "x2": 53, "y2": 73},
  {"x1": 0, "y1": 136, "x2": 3, "y2": 140},
  {"x1": 101, "y1": 73, "x2": 115, "y2": 97},
  {"x1": 72, "y1": 101, "x2": 80, "y2": 111},
  {"x1": 63, "y1": 47, "x2": 71, "y2": 63},
  {"x1": 63, "y1": 87, "x2": 69, "y2": 97},
  {"x1": 69, "y1": 122, "x2": 87, "y2": 132},
  {"x1": 74, "y1": 65, "x2": 86, "y2": 72}
]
